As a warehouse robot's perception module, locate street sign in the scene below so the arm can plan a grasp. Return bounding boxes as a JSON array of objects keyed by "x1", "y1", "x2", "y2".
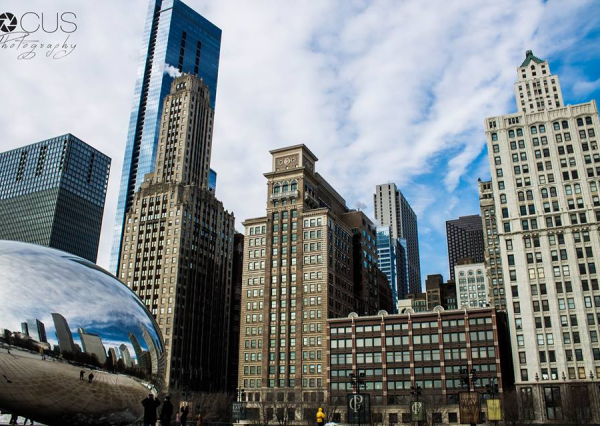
[
  {"x1": 487, "y1": 399, "x2": 501, "y2": 421},
  {"x1": 459, "y1": 392, "x2": 481, "y2": 424},
  {"x1": 347, "y1": 393, "x2": 370, "y2": 424},
  {"x1": 411, "y1": 401, "x2": 425, "y2": 422},
  {"x1": 232, "y1": 401, "x2": 247, "y2": 422}
]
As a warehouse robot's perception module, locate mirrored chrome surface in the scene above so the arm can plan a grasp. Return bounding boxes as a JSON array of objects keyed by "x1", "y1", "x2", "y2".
[{"x1": 0, "y1": 241, "x2": 165, "y2": 425}]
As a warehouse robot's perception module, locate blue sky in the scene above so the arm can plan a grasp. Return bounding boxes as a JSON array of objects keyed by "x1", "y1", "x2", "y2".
[{"x1": 1, "y1": 0, "x2": 600, "y2": 289}]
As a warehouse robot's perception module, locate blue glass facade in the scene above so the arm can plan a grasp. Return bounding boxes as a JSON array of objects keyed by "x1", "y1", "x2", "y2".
[
  {"x1": 209, "y1": 168, "x2": 217, "y2": 193},
  {"x1": 0, "y1": 134, "x2": 111, "y2": 262},
  {"x1": 376, "y1": 226, "x2": 409, "y2": 312},
  {"x1": 110, "y1": 0, "x2": 221, "y2": 273}
]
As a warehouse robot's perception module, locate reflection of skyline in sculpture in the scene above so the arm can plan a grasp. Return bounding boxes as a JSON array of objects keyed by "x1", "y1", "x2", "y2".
[
  {"x1": 21, "y1": 319, "x2": 48, "y2": 343},
  {"x1": 120, "y1": 343, "x2": 133, "y2": 368},
  {"x1": 78, "y1": 327, "x2": 107, "y2": 364},
  {"x1": 141, "y1": 323, "x2": 158, "y2": 375},
  {"x1": 128, "y1": 332, "x2": 148, "y2": 372},
  {"x1": 51, "y1": 313, "x2": 77, "y2": 354},
  {"x1": 0, "y1": 240, "x2": 167, "y2": 425},
  {"x1": 108, "y1": 347, "x2": 119, "y2": 364}
]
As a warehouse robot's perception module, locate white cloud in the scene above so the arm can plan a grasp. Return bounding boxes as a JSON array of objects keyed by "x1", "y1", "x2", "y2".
[{"x1": 0, "y1": 0, "x2": 599, "y2": 284}]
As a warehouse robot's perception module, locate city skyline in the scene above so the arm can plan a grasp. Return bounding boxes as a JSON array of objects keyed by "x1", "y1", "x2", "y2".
[{"x1": 1, "y1": 1, "x2": 600, "y2": 287}]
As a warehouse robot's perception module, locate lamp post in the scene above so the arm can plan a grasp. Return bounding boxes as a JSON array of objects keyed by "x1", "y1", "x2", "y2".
[
  {"x1": 237, "y1": 388, "x2": 245, "y2": 402},
  {"x1": 349, "y1": 370, "x2": 366, "y2": 394},
  {"x1": 410, "y1": 383, "x2": 422, "y2": 425},
  {"x1": 485, "y1": 377, "x2": 499, "y2": 426},
  {"x1": 460, "y1": 368, "x2": 479, "y2": 426},
  {"x1": 348, "y1": 370, "x2": 366, "y2": 426}
]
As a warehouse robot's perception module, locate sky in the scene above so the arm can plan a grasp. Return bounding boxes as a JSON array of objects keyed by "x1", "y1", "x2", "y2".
[{"x1": 1, "y1": 0, "x2": 600, "y2": 289}]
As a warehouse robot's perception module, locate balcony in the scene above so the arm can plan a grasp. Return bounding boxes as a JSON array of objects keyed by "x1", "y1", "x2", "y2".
[{"x1": 270, "y1": 190, "x2": 299, "y2": 200}]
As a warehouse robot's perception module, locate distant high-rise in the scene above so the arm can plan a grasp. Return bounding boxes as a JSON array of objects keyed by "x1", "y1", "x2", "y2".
[
  {"x1": 373, "y1": 183, "x2": 421, "y2": 292},
  {"x1": 119, "y1": 75, "x2": 234, "y2": 392},
  {"x1": 0, "y1": 134, "x2": 110, "y2": 262},
  {"x1": 23, "y1": 319, "x2": 47, "y2": 343},
  {"x1": 78, "y1": 327, "x2": 107, "y2": 364},
  {"x1": 51, "y1": 313, "x2": 77, "y2": 355},
  {"x1": 478, "y1": 179, "x2": 505, "y2": 309},
  {"x1": 110, "y1": 0, "x2": 222, "y2": 274},
  {"x1": 120, "y1": 344, "x2": 134, "y2": 368},
  {"x1": 376, "y1": 226, "x2": 408, "y2": 311},
  {"x1": 445, "y1": 215, "x2": 485, "y2": 281}
]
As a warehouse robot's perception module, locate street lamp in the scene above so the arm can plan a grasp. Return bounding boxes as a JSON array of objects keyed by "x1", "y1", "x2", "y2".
[
  {"x1": 410, "y1": 384, "x2": 422, "y2": 425},
  {"x1": 460, "y1": 368, "x2": 479, "y2": 426},
  {"x1": 460, "y1": 368, "x2": 479, "y2": 391},
  {"x1": 348, "y1": 370, "x2": 366, "y2": 394},
  {"x1": 485, "y1": 378, "x2": 500, "y2": 426},
  {"x1": 237, "y1": 388, "x2": 245, "y2": 402}
]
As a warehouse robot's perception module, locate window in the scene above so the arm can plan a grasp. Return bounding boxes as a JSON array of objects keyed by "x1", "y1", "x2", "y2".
[{"x1": 544, "y1": 387, "x2": 563, "y2": 420}]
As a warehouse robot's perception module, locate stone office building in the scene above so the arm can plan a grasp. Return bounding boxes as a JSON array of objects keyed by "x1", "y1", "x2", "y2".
[
  {"x1": 327, "y1": 307, "x2": 512, "y2": 425},
  {"x1": 119, "y1": 74, "x2": 234, "y2": 392},
  {"x1": 485, "y1": 50, "x2": 600, "y2": 423},
  {"x1": 238, "y1": 145, "x2": 387, "y2": 421}
]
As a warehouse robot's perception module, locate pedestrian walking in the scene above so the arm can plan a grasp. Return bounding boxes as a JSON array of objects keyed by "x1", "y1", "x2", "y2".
[
  {"x1": 80, "y1": 370, "x2": 85, "y2": 380},
  {"x1": 179, "y1": 405, "x2": 189, "y2": 425},
  {"x1": 160, "y1": 395, "x2": 173, "y2": 426},
  {"x1": 9, "y1": 413, "x2": 18, "y2": 424},
  {"x1": 88, "y1": 372, "x2": 94, "y2": 383},
  {"x1": 195, "y1": 414, "x2": 202, "y2": 426},
  {"x1": 142, "y1": 393, "x2": 161, "y2": 426}
]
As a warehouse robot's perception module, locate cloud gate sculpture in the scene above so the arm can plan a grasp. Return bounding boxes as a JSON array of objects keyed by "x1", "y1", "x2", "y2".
[{"x1": 0, "y1": 241, "x2": 165, "y2": 425}]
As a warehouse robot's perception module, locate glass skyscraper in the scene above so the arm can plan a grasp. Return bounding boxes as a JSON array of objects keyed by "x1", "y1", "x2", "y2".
[
  {"x1": 376, "y1": 226, "x2": 409, "y2": 312},
  {"x1": 110, "y1": 0, "x2": 222, "y2": 273},
  {"x1": 0, "y1": 134, "x2": 111, "y2": 262}
]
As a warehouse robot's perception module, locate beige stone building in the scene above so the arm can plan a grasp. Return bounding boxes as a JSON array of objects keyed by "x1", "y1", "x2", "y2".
[
  {"x1": 119, "y1": 74, "x2": 234, "y2": 392},
  {"x1": 486, "y1": 51, "x2": 600, "y2": 422},
  {"x1": 238, "y1": 145, "x2": 385, "y2": 421}
]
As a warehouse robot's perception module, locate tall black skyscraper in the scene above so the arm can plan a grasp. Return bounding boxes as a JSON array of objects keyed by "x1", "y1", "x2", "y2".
[
  {"x1": 0, "y1": 134, "x2": 110, "y2": 262},
  {"x1": 445, "y1": 215, "x2": 485, "y2": 281}
]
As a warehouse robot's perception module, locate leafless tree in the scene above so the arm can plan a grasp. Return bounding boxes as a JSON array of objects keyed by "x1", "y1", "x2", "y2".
[
  {"x1": 422, "y1": 392, "x2": 444, "y2": 426},
  {"x1": 502, "y1": 389, "x2": 534, "y2": 426},
  {"x1": 561, "y1": 385, "x2": 592, "y2": 426},
  {"x1": 170, "y1": 391, "x2": 233, "y2": 423}
]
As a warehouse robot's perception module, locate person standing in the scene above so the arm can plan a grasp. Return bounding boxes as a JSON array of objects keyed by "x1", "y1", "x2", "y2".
[
  {"x1": 316, "y1": 407, "x2": 326, "y2": 426},
  {"x1": 179, "y1": 405, "x2": 189, "y2": 425},
  {"x1": 160, "y1": 395, "x2": 174, "y2": 426},
  {"x1": 80, "y1": 370, "x2": 85, "y2": 380},
  {"x1": 142, "y1": 393, "x2": 161, "y2": 426},
  {"x1": 88, "y1": 372, "x2": 94, "y2": 383}
]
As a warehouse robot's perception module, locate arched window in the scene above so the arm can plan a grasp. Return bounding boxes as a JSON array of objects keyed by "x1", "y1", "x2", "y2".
[
  {"x1": 550, "y1": 187, "x2": 557, "y2": 197},
  {"x1": 282, "y1": 181, "x2": 289, "y2": 193},
  {"x1": 491, "y1": 133, "x2": 498, "y2": 141},
  {"x1": 541, "y1": 188, "x2": 548, "y2": 198},
  {"x1": 500, "y1": 194, "x2": 507, "y2": 204},
  {"x1": 526, "y1": 190, "x2": 533, "y2": 200},
  {"x1": 273, "y1": 183, "x2": 281, "y2": 194},
  {"x1": 565, "y1": 185, "x2": 572, "y2": 195},
  {"x1": 518, "y1": 191, "x2": 525, "y2": 202},
  {"x1": 291, "y1": 180, "x2": 298, "y2": 191}
]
